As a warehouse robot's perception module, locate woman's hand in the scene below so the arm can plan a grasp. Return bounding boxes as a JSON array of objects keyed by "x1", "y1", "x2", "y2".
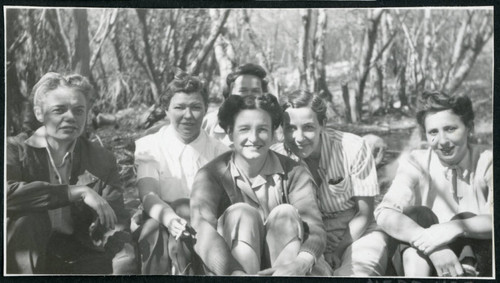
[
  {"x1": 411, "y1": 222, "x2": 461, "y2": 255},
  {"x1": 80, "y1": 187, "x2": 117, "y2": 230},
  {"x1": 166, "y1": 215, "x2": 188, "y2": 238},
  {"x1": 428, "y1": 247, "x2": 463, "y2": 277}
]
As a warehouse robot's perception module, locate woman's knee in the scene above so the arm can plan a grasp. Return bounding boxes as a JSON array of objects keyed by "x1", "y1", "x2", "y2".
[
  {"x1": 266, "y1": 204, "x2": 302, "y2": 238},
  {"x1": 222, "y1": 203, "x2": 262, "y2": 228}
]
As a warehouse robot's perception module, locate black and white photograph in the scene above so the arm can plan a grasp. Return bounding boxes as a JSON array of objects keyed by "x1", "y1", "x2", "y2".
[{"x1": 3, "y1": 4, "x2": 495, "y2": 279}]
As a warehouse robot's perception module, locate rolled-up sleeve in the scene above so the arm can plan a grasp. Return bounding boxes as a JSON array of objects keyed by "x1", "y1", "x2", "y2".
[
  {"x1": 350, "y1": 139, "x2": 379, "y2": 197},
  {"x1": 374, "y1": 152, "x2": 419, "y2": 220},
  {"x1": 134, "y1": 137, "x2": 160, "y2": 181}
]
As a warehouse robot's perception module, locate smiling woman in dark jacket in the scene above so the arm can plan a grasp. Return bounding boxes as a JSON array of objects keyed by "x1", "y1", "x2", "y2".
[{"x1": 190, "y1": 94, "x2": 331, "y2": 276}]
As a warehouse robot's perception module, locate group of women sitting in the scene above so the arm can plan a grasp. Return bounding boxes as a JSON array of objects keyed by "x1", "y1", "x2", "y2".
[{"x1": 6, "y1": 64, "x2": 492, "y2": 277}]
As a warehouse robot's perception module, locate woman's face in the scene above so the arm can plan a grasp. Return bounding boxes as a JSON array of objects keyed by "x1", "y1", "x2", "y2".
[
  {"x1": 230, "y1": 109, "x2": 273, "y2": 163},
  {"x1": 283, "y1": 107, "x2": 322, "y2": 159},
  {"x1": 167, "y1": 91, "x2": 206, "y2": 144},
  {"x1": 231, "y1": 74, "x2": 263, "y2": 99},
  {"x1": 424, "y1": 109, "x2": 470, "y2": 165},
  {"x1": 35, "y1": 86, "x2": 88, "y2": 144}
]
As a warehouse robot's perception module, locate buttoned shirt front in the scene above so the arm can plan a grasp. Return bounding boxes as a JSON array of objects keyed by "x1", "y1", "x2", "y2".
[
  {"x1": 229, "y1": 151, "x2": 285, "y2": 221},
  {"x1": 375, "y1": 145, "x2": 493, "y2": 223},
  {"x1": 273, "y1": 130, "x2": 379, "y2": 218},
  {"x1": 135, "y1": 125, "x2": 230, "y2": 203},
  {"x1": 24, "y1": 126, "x2": 76, "y2": 234}
]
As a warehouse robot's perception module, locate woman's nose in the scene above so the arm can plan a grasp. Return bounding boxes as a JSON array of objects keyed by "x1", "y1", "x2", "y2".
[
  {"x1": 183, "y1": 108, "x2": 194, "y2": 119},
  {"x1": 248, "y1": 128, "x2": 259, "y2": 142},
  {"x1": 294, "y1": 129, "x2": 305, "y2": 143},
  {"x1": 437, "y1": 131, "x2": 450, "y2": 145}
]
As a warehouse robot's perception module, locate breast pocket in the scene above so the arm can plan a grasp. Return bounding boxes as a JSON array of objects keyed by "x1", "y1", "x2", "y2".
[{"x1": 327, "y1": 177, "x2": 348, "y2": 195}]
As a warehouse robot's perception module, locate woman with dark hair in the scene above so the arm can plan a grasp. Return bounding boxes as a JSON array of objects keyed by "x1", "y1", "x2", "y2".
[
  {"x1": 190, "y1": 94, "x2": 331, "y2": 276},
  {"x1": 134, "y1": 71, "x2": 229, "y2": 274},
  {"x1": 202, "y1": 63, "x2": 269, "y2": 146},
  {"x1": 375, "y1": 91, "x2": 492, "y2": 277},
  {"x1": 272, "y1": 90, "x2": 389, "y2": 276}
]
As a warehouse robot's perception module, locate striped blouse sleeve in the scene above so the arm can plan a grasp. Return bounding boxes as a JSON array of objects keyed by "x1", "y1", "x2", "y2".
[{"x1": 349, "y1": 139, "x2": 379, "y2": 197}]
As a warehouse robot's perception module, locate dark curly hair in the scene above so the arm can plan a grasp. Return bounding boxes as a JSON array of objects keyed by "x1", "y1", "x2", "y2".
[
  {"x1": 222, "y1": 63, "x2": 269, "y2": 98},
  {"x1": 416, "y1": 91, "x2": 475, "y2": 131},
  {"x1": 161, "y1": 70, "x2": 208, "y2": 110},
  {"x1": 218, "y1": 93, "x2": 282, "y2": 134},
  {"x1": 281, "y1": 89, "x2": 328, "y2": 126}
]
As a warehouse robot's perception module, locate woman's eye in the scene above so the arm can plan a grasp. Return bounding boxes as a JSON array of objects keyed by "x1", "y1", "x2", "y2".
[{"x1": 446, "y1": 127, "x2": 457, "y2": 132}]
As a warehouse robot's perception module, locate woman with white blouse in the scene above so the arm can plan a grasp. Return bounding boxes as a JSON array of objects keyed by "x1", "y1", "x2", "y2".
[{"x1": 134, "y1": 71, "x2": 229, "y2": 274}]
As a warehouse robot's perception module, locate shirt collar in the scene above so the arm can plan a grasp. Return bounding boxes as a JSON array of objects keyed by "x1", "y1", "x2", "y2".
[
  {"x1": 164, "y1": 124, "x2": 206, "y2": 160},
  {"x1": 436, "y1": 147, "x2": 472, "y2": 181},
  {"x1": 230, "y1": 150, "x2": 284, "y2": 188},
  {"x1": 25, "y1": 126, "x2": 77, "y2": 154}
]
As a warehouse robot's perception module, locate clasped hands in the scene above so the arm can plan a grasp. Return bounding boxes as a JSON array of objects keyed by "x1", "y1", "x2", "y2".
[
  {"x1": 410, "y1": 222, "x2": 460, "y2": 255},
  {"x1": 410, "y1": 223, "x2": 464, "y2": 277}
]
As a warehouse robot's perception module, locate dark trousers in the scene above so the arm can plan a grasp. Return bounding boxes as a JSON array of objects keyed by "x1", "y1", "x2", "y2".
[
  {"x1": 134, "y1": 199, "x2": 194, "y2": 275},
  {"x1": 394, "y1": 206, "x2": 492, "y2": 276},
  {"x1": 7, "y1": 212, "x2": 137, "y2": 274}
]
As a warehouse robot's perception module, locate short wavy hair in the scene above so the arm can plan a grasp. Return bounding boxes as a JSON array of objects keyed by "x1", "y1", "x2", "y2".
[
  {"x1": 161, "y1": 70, "x2": 208, "y2": 110},
  {"x1": 218, "y1": 93, "x2": 282, "y2": 134},
  {"x1": 416, "y1": 91, "x2": 475, "y2": 131},
  {"x1": 281, "y1": 89, "x2": 328, "y2": 126},
  {"x1": 222, "y1": 63, "x2": 269, "y2": 98},
  {"x1": 31, "y1": 72, "x2": 95, "y2": 109}
]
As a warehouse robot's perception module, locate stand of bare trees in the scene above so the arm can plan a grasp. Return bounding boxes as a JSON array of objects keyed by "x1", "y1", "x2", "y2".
[{"x1": 6, "y1": 8, "x2": 493, "y2": 135}]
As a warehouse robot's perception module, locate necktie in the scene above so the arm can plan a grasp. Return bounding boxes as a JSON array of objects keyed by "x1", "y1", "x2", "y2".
[{"x1": 451, "y1": 168, "x2": 458, "y2": 203}]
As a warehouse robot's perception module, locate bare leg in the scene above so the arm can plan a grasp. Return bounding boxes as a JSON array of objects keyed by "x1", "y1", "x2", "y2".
[
  {"x1": 231, "y1": 241, "x2": 260, "y2": 274},
  {"x1": 402, "y1": 247, "x2": 432, "y2": 276},
  {"x1": 266, "y1": 204, "x2": 303, "y2": 267},
  {"x1": 218, "y1": 203, "x2": 264, "y2": 274}
]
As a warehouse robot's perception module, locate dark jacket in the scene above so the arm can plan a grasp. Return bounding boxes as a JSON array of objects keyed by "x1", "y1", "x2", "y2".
[
  {"x1": 190, "y1": 150, "x2": 326, "y2": 275},
  {"x1": 6, "y1": 130, "x2": 129, "y2": 248}
]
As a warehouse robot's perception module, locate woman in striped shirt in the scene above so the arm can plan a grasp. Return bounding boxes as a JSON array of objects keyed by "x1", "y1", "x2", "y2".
[{"x1": 273, "y1": 90, "x2": 389, "y2": 276}]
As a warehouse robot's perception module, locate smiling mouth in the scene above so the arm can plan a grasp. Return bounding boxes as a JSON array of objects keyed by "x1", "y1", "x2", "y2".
[
  {"x1": 244, "y1": 145, "x2": 262, "y2": 149},
  {"x1": 439, "y1": 147, "x2": 455, "y2": 156},
  {"x1": 60, "y1": 126, "x2": 77, "y2": 131}
]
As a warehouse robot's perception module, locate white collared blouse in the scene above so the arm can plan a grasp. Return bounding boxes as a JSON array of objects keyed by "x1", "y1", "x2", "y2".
[{"x1": 135, "y1": 125, "x2": 230, "y2": 203}]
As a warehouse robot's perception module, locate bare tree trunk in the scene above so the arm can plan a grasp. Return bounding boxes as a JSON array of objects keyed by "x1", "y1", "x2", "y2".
[
  {"x1": 298, "y1": 9, "x2": 311, "y2": 90},
  {"x1": 341, "y1": 82, "x2": 352, "y2": 123},
  {"x1": 136, "y1": 9, "x2": 161, "y2": 104},
  {"x1": 212, "y1": 10, "x2": 235, "y2": 94},
  {"x1": 312, "y1": 9, "x2": 339, "y2": 117},
  {"x1": 396, "y1": 64, "x2": 407, "y2": 107},
  {"x1": 420, "y1": 9, "x2": 432, "y2": 89},
  {"x1": 90, "y1": 9, "x2": 118, "y2": 71},
  {"x1": 240, "y1": 10, "x2": 277, "y2": 94},
  {"x1": 72, "y1": 9, "x2": 92, "y2": 80},
  {"x1": 352, "y1": 9, "x2": 384, "y2": 123},
  {"x1": 188, "y1": 9, "x2": 230, "y2": 75},
  {"x1": 6, "y1": 9, "x2": 24, "y2": 135},
  {"x1": 443, "y1": 12, "x2": 492, "y2": 94}
]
